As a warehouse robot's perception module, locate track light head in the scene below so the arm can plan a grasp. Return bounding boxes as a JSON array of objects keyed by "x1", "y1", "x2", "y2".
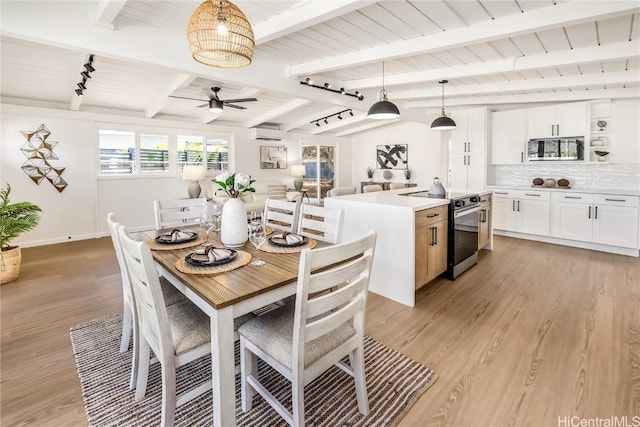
[
  {"x1": 338, "y1": 114, "x2": 343, "y2": 120},
  {"x1": 84, "y1": 63, "x2": 95, "y2": 73},
  {"x1": 340, "y1": 88, "x2": 346, "y2": 94},
  {"x1": 358, "y1": 94, "x2": 364, "y2": 101},
  {"x1": 355, "y1": 91, "x2": 361, "y2": 96},
  {"x1": 77, "y1": 81, "x2": 87, "y2": 90},
  {"x1": 81, "y1": 71, "x2": 91, "y2": 80},
  {"x1": 349, "y1": 110, "x2": 354, "y2": 116},
  {"x1": 315, "y1": 121, "x2": 320, "y2": 127},
  {"x1": 75, "y1": 88, "x2": 84, "y2": 96},
  {"x1": 324, "y1": 118, "x2": 328, "y2": 124},
  {"x1": 324, "y1": 83, "x2": 331, "y2": 89},
  {"x1": 305, "y1": 77, "x2": 313, "y2": 85}
]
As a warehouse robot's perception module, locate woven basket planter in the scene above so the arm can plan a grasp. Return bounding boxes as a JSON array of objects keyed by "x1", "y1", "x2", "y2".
[{"x1": 1, "y1": 246, "x2": 21, "y2": 285}]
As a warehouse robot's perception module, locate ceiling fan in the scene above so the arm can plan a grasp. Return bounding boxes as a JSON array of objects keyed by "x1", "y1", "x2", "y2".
[{"x1": 169, "y1": 86, "x2": 258, "y2": 112}]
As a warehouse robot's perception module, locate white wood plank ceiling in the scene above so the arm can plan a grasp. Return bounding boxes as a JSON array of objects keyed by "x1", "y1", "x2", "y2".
[{"x1": 1, "y1": 0, "x2": 638, "y2": 136}]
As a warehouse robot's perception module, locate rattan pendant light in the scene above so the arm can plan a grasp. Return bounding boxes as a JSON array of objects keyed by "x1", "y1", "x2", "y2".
[{"x1": 187, "y1": 0, "x2": 255, "y2": 68}]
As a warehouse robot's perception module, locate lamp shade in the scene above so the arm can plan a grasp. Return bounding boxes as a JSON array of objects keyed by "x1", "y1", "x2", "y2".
[
  {"x1": 368, "y1": 98, "x2": 400, "y2": 120},
  {"x1": 182, "y1": 165, "x2": 206, "y2": 181},
  {"x1": 187, "y1": 0, "x2": 255, "y2": 68},
  {"x1": 291, "y1": 165, "x2": 306, "y2": 177},
  {"x1": 430, "y1": 115, "x2": 457, "y2": 130}
]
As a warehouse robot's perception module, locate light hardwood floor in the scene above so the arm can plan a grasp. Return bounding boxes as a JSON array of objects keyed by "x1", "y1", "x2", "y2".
[{"x1": 1, "y1": 235, "x2": 638, "y2": 426}]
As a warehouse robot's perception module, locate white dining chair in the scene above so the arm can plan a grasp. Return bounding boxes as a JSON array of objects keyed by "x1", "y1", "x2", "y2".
[
  {"x1": 263, "y1": 198, "x2": 300, "y2": 233},
  {"x1": 362, "y1": 184, "x2": 383, "y2": 193},
  {"x1": 117, "y1": 223, "x2": 213, "y2": 427},
  {"x1": 326, "y1": 186, "x2": 356, "y2": 197},
  {"x1": 388, "y1": 182, "x2": 406, "y2": 190},
  {"x1": 238, "y1": 231, "x2": 377, "y2": 427},
  {"x1": 106, "y1": 213, "x2": 185, "y2": 390},
  {"x1": 296, "y1": 204, "x2": 344, "y2": 244},
  {"x1": 153, "y1": 198, "x2": 206, "y2": 230}
]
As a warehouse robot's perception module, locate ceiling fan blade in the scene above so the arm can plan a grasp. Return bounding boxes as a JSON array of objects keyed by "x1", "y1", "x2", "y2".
[
  {"x1": 168, "y1": 95, "x2": 209, "y2": 102},
  {"x1": 222, "y1": 98, "x2": 258, "y2": 103},
  {"x1": 196, "y1": 103, "x2": 209, "y2": 108},
  {"x1": 224, "y1": 103, "x2": 246, "y2": 110}
]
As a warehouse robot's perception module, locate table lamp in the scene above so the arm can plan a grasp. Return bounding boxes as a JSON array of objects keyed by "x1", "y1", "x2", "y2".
[
  {"x1": 182, "y1": 165, "x2": 206, "y2": 198},
  {"x1": 291, "y1": 165, "x2": 306, "y2": 191}
]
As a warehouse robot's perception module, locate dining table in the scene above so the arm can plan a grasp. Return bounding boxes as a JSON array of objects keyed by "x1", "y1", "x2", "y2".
[{"x1": 132, "y1": 226, "x2": 326, "y2": 427}]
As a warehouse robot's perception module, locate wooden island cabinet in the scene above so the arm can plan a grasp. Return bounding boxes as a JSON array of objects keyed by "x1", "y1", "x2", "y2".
[{"x1": 415, "y1": 205, "x2": 448, "y2": 289}]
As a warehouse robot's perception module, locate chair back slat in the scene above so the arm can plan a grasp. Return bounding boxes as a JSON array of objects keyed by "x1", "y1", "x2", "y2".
[
  {"x1": 305, "y1": 298, "x2": 363, "y2": 343},
  {"x1": 296, "y1": 205, "x2": 344, "y2": 244},
  {"x1": 118, "y1": 224, "x2": 174, "y2": 360},
  {"x1": 306, "y1": 277, "x2": 365, "y2": 319},
  {"x1": 307, "y1": 256, "x2": 368, "y2": 295},
  {"x1": 153, "y1": 198, "x2": 206, "y2": 230}
]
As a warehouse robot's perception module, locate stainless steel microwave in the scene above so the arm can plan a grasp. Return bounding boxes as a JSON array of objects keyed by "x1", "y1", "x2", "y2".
[{"x1": 527, "y1": 137, "x2": 584, "y2": 161}]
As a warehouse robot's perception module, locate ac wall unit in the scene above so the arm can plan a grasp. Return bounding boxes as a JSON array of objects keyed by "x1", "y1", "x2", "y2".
[{"x1": 250, "y1": 128, "x2": 285, "y2": 142}]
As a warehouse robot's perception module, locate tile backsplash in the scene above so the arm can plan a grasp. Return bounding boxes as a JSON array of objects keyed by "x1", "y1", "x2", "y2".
[{"x1": 489, "y1": 163, "x2": 640, "y2": 191}]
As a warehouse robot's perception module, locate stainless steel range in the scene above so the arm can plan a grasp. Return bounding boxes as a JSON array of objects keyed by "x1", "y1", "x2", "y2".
[{"x1": 400, "y1": 191, "x2": 480, "y2": 279}]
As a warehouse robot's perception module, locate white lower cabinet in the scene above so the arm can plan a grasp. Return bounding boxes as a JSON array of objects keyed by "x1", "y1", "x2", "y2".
[
  {"x1": 493, "y1": 190, "x2": 550, "y2": 236},
  {"x1": 551, "y1": 193, "x2": 639, "y2": 249}
]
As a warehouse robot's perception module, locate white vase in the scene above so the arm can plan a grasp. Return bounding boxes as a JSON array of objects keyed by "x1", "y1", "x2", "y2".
[{"x1": 220, "y1": 198, "x2": 248, "y2": 248}]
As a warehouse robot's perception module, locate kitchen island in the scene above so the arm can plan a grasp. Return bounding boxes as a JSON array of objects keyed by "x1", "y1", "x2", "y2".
[{"x1": 325, "y1": 187, "x2": 450, "y2": 307}]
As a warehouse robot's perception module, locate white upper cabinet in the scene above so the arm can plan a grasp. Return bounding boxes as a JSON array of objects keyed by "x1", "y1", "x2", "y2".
[
  {"x1": 527, "y1": 102, "x2": 588, "y2": 138},
  {"x1": 449, "y1": 107, "x2": 487, "y2": 191},
  {"x1": 491, "y1": 109, "x2": 527, "y2": 164}
]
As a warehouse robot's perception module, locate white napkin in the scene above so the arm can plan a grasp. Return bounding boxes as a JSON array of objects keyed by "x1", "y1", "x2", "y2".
[
  {"x1": 273, "y1": 232, "x2": 305, "y2": 245},
  {"x1": 190, "y1": 246, "x2": 231, "y2": 263},
  {"x1": 161, "y1": 229, "x2": 193, "y2": 242}
]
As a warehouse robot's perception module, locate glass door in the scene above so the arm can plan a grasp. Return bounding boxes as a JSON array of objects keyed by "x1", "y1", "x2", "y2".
[{"x1": 301, "y1": 145, "x2": 335, "y2": 203}]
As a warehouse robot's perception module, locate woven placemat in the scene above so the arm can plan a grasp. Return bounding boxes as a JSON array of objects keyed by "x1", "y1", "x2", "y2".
[
  {"x1": 147, "y1": 235, "x2": 206, "y2": 251},
  {"x1": 260, "y1": 238, "x2": 317, "y2": 253},
  {"x1": 175, "y1": 250, "x2": 251, "y2": 275}
]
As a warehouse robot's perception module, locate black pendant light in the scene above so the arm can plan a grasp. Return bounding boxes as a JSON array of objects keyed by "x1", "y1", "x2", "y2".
[
  {"x1": 431, "y1": 80, "x2": 456, "y2": 130},
  {"x1": 367, "y1": 62, "x2": 400, "y2": 120}
]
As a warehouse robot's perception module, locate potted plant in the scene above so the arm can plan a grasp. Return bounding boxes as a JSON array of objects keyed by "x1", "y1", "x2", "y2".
[
  {"x1": 404, "y1": 168, "x2": 412, "y2": 182},
  {"x1": 594, "y1": 150, "x2": 609, "y2": 162},
  {"x1": 0, "y1": 183, "x2": 42, "y2": 284},
  {"x1": 366, "y1": 166, "x2": 375, "y2": 182}
]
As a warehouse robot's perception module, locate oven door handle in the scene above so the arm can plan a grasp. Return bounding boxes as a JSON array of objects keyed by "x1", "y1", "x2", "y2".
[{"x1": 453, "y1": 205, "x2": 481, "y2": 218}]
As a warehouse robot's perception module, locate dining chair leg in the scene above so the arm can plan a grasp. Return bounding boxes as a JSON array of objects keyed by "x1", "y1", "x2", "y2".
[
  {"x1": 135, "y1": 338, "x2": 151, "y2": 400},
  {"x1": 240, "y1": 336, "x2": 256, "y2": 412},
  {"x1": 292, "y1": 377, "x2": 305, "y2": 427},
  {"x1": 351, "y1": 346, "x2": 369, "y2": 416},
  {"x1": 161, "y1": 363, "x2": 177, "y2": 427},
  {"x1": 129, "y1": 307, "x2": 139, "y2": 390},
  {"x1": 120, "y1": 301, "x2": 133, "y2": 353}
]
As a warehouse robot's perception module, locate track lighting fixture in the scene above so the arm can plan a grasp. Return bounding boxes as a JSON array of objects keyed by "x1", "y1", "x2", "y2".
[
  {"x1": 74, "y1": 54, "x2": 95, "y2": 97},
  {"x1": 300, "y1": 79, "x2": 364, "y2": 101},
  {"x1": 310, "y1": 109, "x2": 353, "y2": 127},
  {"x1": 430, "y1": 80, "x2": 457, "y2": 130}
]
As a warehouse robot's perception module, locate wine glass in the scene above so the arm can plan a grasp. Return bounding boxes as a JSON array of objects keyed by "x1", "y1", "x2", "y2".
[
  {"x1": 249, "y1": 219, "x2": 266, "y2": 266},
  {"x1": 210, "y1": 203, "x2": 222, "y2": 233},
  {"x1": 199, "y1": 212, "x2": 215, "y2": 243}
]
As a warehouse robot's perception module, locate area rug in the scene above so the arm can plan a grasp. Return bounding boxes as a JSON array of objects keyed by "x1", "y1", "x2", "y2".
[{"x1": 70, "y1": 314, "x2": 437, "y2": 427}]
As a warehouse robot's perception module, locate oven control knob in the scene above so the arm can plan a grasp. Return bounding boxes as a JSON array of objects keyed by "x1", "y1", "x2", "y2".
[
  {"x1": 470, "y1": 196, "x2": 479, "y2": 203},
  {"x1": 455, "y1": 200, "x2": 465, "y2": 208}
]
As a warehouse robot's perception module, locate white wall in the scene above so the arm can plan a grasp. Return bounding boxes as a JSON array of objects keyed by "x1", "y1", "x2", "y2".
[
  {"x1": 350, "y1": 121, "x2": 445, "y2": 189},
  {"x1": 1, "y1": 104, "x2": 353, "y2": 247}
]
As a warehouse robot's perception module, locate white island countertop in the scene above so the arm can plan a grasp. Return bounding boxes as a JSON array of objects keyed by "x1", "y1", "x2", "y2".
[{"x1": 327, "y1": 186, "x2": 450, "y2": 211}]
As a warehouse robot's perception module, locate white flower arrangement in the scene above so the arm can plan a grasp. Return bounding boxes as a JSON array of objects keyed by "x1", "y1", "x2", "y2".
[{"x1": 213, "y1": 172, "x2": 256, "y2": 198}]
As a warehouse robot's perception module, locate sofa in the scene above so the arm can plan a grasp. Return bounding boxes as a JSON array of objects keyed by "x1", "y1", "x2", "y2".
[{"x1": 208, "y1": 180, "x2": 300, "y2": 214}]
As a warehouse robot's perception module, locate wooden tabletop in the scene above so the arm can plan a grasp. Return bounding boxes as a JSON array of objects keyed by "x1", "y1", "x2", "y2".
[{"x1": 134, "y1": 227, "x2": 326, "y2": 310}]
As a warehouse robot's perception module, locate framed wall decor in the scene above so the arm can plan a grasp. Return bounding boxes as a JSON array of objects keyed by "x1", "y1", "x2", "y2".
[
  {"x1": 376, "y1": 144, "x2": 408, "y2": 169},
  {"x1": 260, "y1": 146, "x2": 287, "y2": 169}
]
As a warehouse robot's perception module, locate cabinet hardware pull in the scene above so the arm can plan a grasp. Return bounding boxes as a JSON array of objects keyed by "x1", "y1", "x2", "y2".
[
  {"x1": 434, "y1": 227, "x2": 438, "y2": 245},
  {"x1": 521, "y1": 152, "x2": 523, "y2": 163},
  {"x1": 512, "y1": 200, "x2": 515, "y2": 211},
  {"x1": 565, "y1": 196, "x2": 582, "y2": 199},
  {"x1": 551, "y1": 124, "x2": 554, "y2": 136},
  {"x1": 557, "y1": 124, "x2": 560, "y2": 135},
  {"x1": 517, "y1": 200, "x2": 520, "y2": 211},
  {"x1": 495, "y1": 191, "x2": 508, "y2": 194},
  {"x1": 605, "y1": 198, "x2": 626, "y2": 202},
  {"x1": 595, "y1": 206, "x2": 598, "y2": 219},
  {"x1": 525, "y1": 193, "x2": 541, "y2": 196},
  {"x1": 430, "y1": 227, "x2": 435, "y2": 246},
  {"x1": 468, "y1": 142, "x2": 471, "y2": 152},
  {"x1": 426, "y1": 213, "x2": 439, "y2": 218},
  {"x1": 481, "y1": 209, "x2": 487, "y2": 223},
  {"x1": 588, "y1": 206, "x2": 591, "y2": 219},
  {"x1": 468, "y1": 155, "x2": 471, "y2": 165}
]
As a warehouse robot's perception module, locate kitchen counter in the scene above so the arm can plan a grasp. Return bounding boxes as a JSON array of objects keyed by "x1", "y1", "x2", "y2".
[
  {"x1": 325, "y1": 188, "x2": 451, "y2": 307},
  {"x1": 487, "y1": 185, "x2": 640, "y2": 197}
]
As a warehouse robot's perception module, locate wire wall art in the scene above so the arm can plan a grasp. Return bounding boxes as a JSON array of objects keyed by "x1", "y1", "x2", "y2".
[
  {"x1": 20, "y1": 124, "x2": 68, "y2": 193},
  {"x1": 376, "y1": 144, "x2": 408, "y2": 170}
]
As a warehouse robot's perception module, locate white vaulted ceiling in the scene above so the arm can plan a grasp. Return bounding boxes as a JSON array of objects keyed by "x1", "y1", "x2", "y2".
[{"x1": 1, "y1": 0, "x2": 638, "y2": 136}]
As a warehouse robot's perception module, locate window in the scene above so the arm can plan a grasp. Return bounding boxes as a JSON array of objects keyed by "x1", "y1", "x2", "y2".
[
  {"x1": 140, "y1": 134, "x2": 169, "y2": 172},
  {"x1": 99, "y1": 130, "x2": 135, "y2": 175},
  {"x1": 98, "y1": 129, "x2": 229, "y2": 176},
  {"x1": 301, "y1": 144, "x2": 336, "y2": 202}
]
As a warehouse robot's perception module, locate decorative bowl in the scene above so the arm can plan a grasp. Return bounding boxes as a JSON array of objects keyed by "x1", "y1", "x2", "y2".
[
  {"x1": 557, "y1": 178, "x2": 570, "y2": 187},
  {"x1": 543, "y1": 178, "x2": 556, "y2": 187},
  {"x1": 596, "y1": 120, "x2": 607, "y2": 131},
  {"x1": 532, "y1": 177, "x2": 544, "y2": 186},
  {"x1": 383, "y1": 170, "x2": 393, "y2": 180}
]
